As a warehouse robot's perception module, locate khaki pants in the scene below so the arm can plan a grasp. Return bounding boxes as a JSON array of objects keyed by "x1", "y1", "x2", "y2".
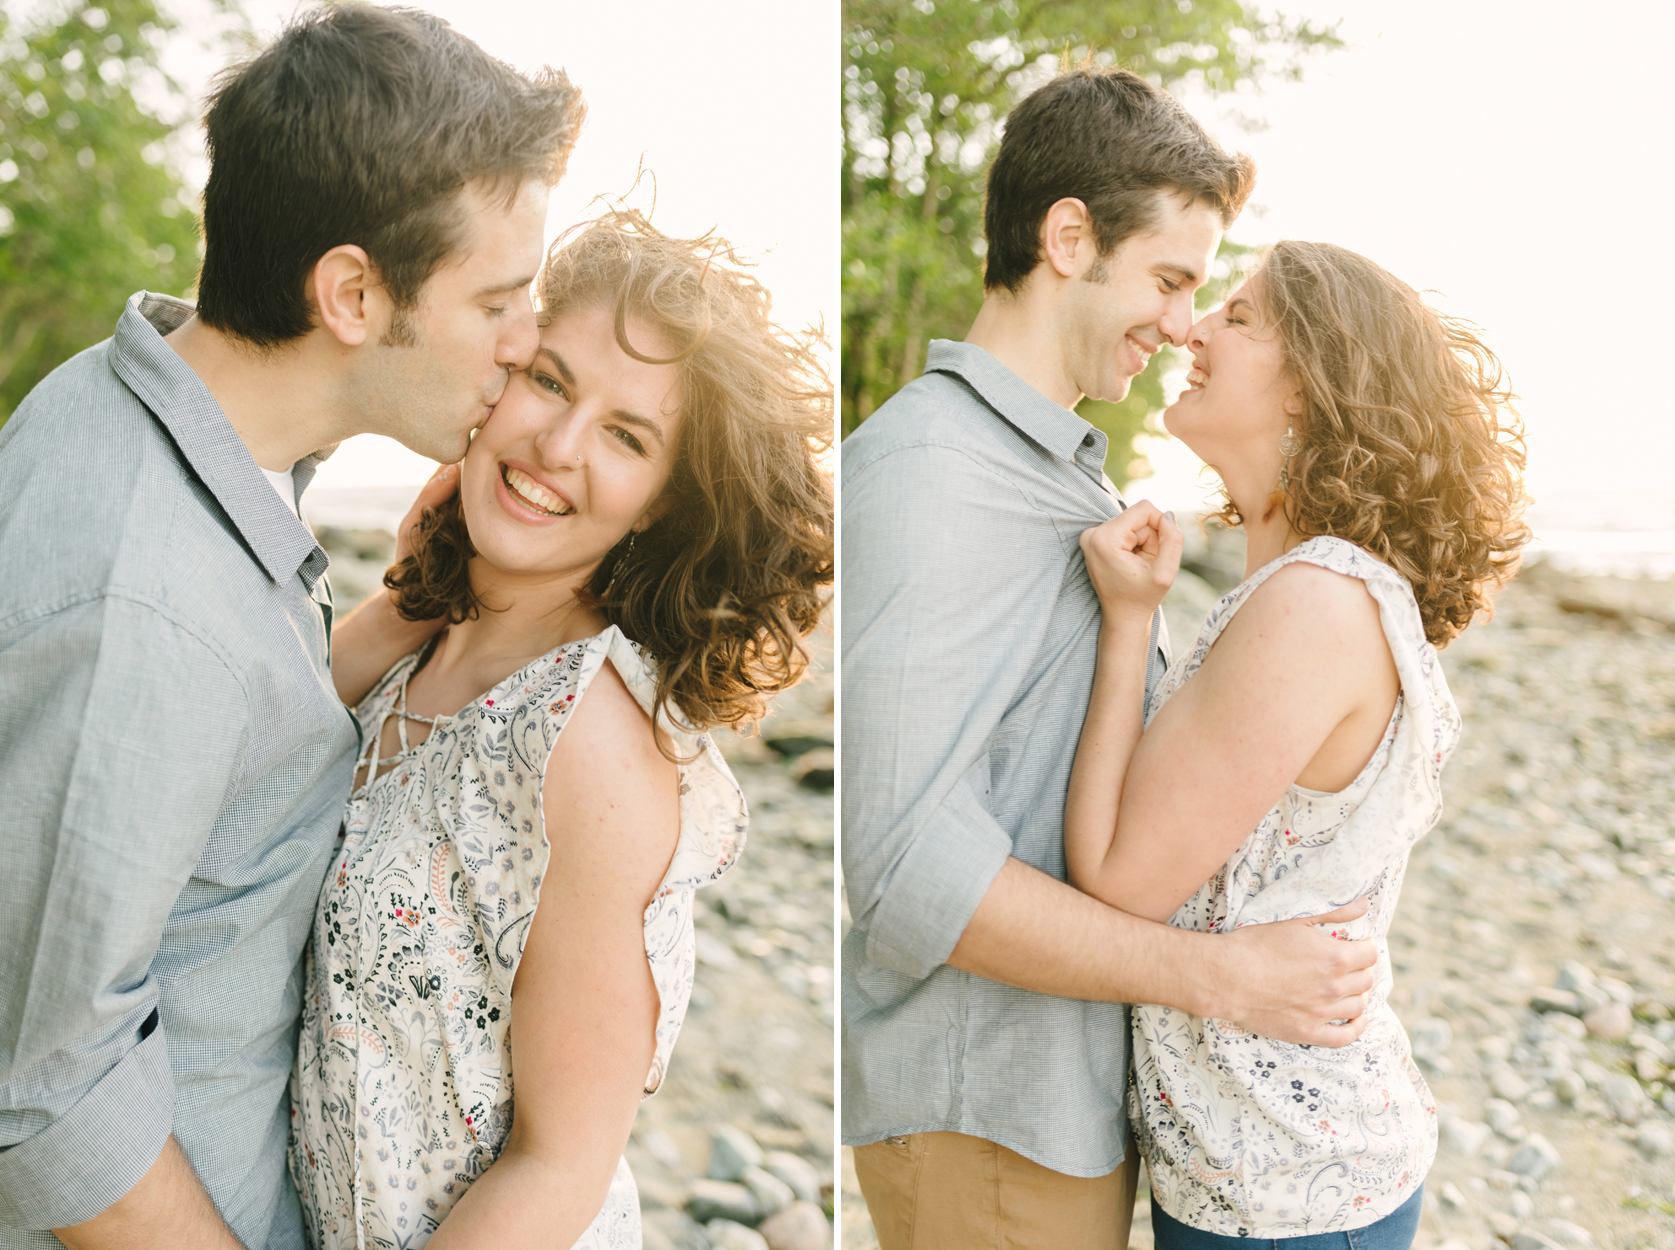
[{"x1": 853, "y1": 1131, "x2": 1139, "y2": 1250}]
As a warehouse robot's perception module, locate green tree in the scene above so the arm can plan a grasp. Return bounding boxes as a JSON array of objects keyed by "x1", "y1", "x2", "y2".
[
  {"x1": 842, "y1": 0, "x2": 1338, "y2": 482},
  {"x1": 0, "y1": 0, "x2": 205, "y2": 424}
]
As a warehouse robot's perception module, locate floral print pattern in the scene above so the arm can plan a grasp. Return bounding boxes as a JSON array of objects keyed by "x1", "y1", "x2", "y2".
[
  {"x1": 289, "y1": 626, "x2": 746, "y2": 1250},
  {"x1": 1132, "y1": 537, "x2": 1459, "y2": 1237}
]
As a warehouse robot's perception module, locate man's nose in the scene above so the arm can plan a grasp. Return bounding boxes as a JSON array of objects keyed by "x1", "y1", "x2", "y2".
[
  {"x1": 497, "y1": 288, "x2": 539, "y2": 372},
  {"x1": 1159, "y1": 290, "x2": 1197, "y2": 348}
]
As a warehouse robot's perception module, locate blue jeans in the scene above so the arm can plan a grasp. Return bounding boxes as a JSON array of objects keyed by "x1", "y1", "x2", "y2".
[{"x1": 1151, "y1": 1185, "x2": 1424, "y2": 1250}]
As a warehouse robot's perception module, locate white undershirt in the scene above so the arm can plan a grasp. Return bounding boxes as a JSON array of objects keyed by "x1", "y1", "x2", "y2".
[{"x1": 262, "y1": 465, "x2": 298, "y2": 516}]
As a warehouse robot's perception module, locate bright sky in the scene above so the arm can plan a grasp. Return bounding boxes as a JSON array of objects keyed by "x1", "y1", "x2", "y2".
[
  {"x1": 157, "y1": 0, "x2": 836, "y2": 489},
  {"x1": 1132, "y1": 0, "x2": 1675, "y2": 516}
]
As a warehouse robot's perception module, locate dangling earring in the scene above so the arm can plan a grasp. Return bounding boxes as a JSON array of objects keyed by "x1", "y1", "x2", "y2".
[
  {"x1": 1277, "y1": 423, "x2": 1300, "y2": 490},
  {"x1": 603, "y1": 530, "x2": 637, "y2": 597}
]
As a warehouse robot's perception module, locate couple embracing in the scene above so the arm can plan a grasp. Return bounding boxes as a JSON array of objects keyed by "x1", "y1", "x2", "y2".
[
  {"x1": 0, "y1": 7, "x2": 831, "y2": 1250},
  {"x1": 842, "y1": 66, "x2": 1527, "y2": 1249}
]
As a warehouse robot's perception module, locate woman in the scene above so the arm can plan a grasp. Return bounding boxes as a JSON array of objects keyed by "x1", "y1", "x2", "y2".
[
  {"x1": 1064, "y1": 242, "x2": 1527, "y2": 1249},
  {"x1": 286, "y1": 211, "x2": 833, "y2": 1249}
]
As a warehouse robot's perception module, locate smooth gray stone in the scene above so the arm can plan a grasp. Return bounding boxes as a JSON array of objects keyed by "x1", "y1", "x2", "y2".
[
  {"x1": 1555, "y1": 960, "x2": 1596, "y2": 994},
  {"x1": 1509, "y1": 1134, "x2": 1561, "y2": 1181},
  {"x1": 1409, "y1": 1016, "x2": 1453, "y2": 1059},
  {"x1": 739, "y1": 1166, "x2": 795, "y2": 1218},
  {"x1": 1441, "y1": 1117, "x2": 1493, "y2": 1157},
  {"x1": 1486, "y1": 1098, "x2": 1524, "y2": 1139},
  {"x1": 1530, "y1": 988, "x2": 1582, "y2": 1016},
  {"x1": 706, "y1": 1219, "x2": 771, "y2": 1250},
  {"x1": 688, "y1": 1179, "x2": 761, "y2": 1225},
  {"x1": 761, "y1": 1151, "x2": 822, "y2": 1204},
  {"x1": 1540, "y1": 1220, "x2": 1595, "y2": 1247},
  {"x1": 759, "y1": 1202, "x2": 832, "y2": 1250},
  {"x1": 707, "y1": 1125, "x2": 765, "y2": 1182},
  {"x1": 1552, "y1": 1071, "x2": 1585, "y2": 1105},
  {"x1": 1637, "y1": 1123, "x2": 1674, "y2": 1159}
]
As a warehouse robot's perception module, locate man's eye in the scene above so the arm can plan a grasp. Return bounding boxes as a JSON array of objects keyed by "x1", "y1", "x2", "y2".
[{"x1": 1160, "y1": 278, "x2": 1181, "y2": 293}]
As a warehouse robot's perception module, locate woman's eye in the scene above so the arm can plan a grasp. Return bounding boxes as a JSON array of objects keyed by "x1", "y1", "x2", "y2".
[
  {"x1": 612, "y1": 427, "x2": 646, "y2": 455},
  {"x1": 531, "y1": 371, "x2": 567, "y2": 398}
]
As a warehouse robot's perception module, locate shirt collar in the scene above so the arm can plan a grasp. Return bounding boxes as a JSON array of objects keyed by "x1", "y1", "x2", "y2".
[
  {"x1": 923, "y1": 339, "x2": 1107, "y2": 469},
  {"x1": 109, "y1": 291, "x2": 330, "y2": 588}
]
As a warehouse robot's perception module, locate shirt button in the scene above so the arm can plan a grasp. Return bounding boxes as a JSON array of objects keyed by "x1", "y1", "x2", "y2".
[{"x1": 1082, "y1": 433, "x2": 1095, "y2": 446}]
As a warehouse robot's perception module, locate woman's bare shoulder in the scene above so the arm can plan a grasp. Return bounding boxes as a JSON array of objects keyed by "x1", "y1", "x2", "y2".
[
  {"x1": 1212, "y1": 559, "x2": 1394, "y2": 686},
  {"x1": 541, "y1": 657, "x2": 680, "y2": 880}
]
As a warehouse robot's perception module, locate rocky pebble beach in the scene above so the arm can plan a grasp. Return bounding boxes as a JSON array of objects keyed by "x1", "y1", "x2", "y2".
[
  {"x1": 316, "y1": 526, "x2": 838, "y2": 1250},
  {"x1": 842, "y1": 523, "x2": 1675, "y2": 1250}
]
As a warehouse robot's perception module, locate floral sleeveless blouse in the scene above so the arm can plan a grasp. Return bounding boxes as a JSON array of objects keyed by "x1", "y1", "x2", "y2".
[
  {"x1": 1132, "y1": 537, "x2": 1458, "y2": 1237},
  {"x1": 288, "y1": 626, "x2": 746, "y2": 1250}
]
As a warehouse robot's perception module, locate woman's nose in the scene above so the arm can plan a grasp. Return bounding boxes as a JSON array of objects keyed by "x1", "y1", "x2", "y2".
[{"x1": 533, "y1": 412, "x2": 587, "y2": 466}]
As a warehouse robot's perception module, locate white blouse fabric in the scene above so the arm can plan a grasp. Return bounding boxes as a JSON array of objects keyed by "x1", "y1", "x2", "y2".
[
  {"x1": 1131, "y1": 537, "x2": 1459, "y2": 1238},
  {"x1": 289, "y1": 626, "x2": 746, "y2": 1250}
]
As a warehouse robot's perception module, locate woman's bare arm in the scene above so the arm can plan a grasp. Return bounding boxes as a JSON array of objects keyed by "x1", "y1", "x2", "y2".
[
  {"x1": 328, "y1": 465, "x2": 457, "y2": 706},
  {"x1": 1063, "y1": 503, "x2": 1181, "y2": 894},
  {"x1": 1068, "y1": 559, "x2": 1398, "y2": 921},
  {"x1": 424, "y1": 659, "x2": 679, "y2": 1249}
]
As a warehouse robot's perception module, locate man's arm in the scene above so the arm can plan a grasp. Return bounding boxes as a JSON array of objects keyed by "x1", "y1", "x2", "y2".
[
  {"x1": 841, "y1": 441, "x2": 1062, "y2": 978},
  {"x1": 0, "y1": 597, "x2": 248, "y2": 1244},
  {"x1": 51, "y1": 1138, "x2": 241, "y2": 1250},
  {"x1": 951, "y1": 859, "x2": 1376, "y2": 1046}
]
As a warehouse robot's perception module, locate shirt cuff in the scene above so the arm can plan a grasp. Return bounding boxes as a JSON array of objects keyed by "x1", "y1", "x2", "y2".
[
  {"x1": 0, "y1": 1026, "x2": 175, "y2": 1230},
  {"x1": 864, "y1": 770, "x2": 1013, "y2": 980}
]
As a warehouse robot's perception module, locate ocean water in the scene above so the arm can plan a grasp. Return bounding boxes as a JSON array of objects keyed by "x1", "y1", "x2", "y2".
[{"x1": 1522, "y1": 487, "x2": 1675, "y2": 578}]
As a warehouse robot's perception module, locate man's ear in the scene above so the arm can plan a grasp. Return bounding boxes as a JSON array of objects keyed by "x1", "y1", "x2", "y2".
[
  {"x1": 1040, "y1": 198, "x2": 1095, "y2": 280},
  {"x1": 307, "y1": 244, "x2": 389, "y2": 347}
]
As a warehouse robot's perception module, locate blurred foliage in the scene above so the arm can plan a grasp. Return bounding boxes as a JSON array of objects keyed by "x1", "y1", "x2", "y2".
[
  {"x1": 842, "y1": 0, "x2": 1339, "y2": 483},
  {"x1": 0, "y1": 0, "x2": 207, "y2": 425}
]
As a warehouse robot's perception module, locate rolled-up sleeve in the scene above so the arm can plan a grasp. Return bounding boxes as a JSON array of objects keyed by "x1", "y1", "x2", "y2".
[
  {"x1": 841, "y1": 442, "x2": 1064, "y2": 979},
  {"x1": 0, "y1": 594, "x2": 246, "y2": 1229}
]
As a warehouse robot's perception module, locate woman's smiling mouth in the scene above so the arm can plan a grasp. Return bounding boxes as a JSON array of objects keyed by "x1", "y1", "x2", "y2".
[{"x1": 501, "y1": 464, "x2": 574, "y2": 516}]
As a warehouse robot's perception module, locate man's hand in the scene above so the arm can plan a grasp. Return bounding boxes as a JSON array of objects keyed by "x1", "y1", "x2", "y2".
[{"x1": 1212, "y1": 900, "x2": 1379, "y2": 1047}]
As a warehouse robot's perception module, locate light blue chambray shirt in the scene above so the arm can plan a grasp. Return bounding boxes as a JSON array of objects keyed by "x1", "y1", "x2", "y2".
[
  {"x1": 840, "y1": 339, "x2": 1169, "y2": 1178},
  {"x1": 0, "y1": 293, "x2": 359, "y2": 1246}
]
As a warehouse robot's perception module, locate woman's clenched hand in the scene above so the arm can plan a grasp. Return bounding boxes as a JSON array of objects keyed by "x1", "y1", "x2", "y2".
[{"x1": 1079, "y1": 500, "x2": 1183, "y2": 624}]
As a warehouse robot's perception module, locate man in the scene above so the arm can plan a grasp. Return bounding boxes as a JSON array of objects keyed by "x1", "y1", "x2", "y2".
[
  {"x1": 842, "y1": 67, "x2": 1379, "y2": 1248},
  {"x1": 0, "y1": 9, "x2": 579, "y2": 1248}
]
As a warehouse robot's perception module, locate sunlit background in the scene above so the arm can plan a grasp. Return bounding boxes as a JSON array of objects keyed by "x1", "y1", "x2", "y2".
[
  {"x1": 143, "y1": 0, "x2": 836, "y2": 528},
  {"x1": 1126, "y1": 0, "x2": 1675, "y2": 575}
]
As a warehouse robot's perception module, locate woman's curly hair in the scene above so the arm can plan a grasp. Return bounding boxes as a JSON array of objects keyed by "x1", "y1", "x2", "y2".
[
  {"x1": 385, "y1": 209, "x2": 834, "y2": 734},
  {"x1": 1213, "y1": 241, "x2": 1530, "y2": 646}
]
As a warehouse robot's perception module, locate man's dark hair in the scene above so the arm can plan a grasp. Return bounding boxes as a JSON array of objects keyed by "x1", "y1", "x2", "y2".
[
  {"x1": 195, "y1": 5, "x2": 584, "y2": 347},
  {"x1": 983, "y1": 67, "x2": 1255, "y2": 293}
]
